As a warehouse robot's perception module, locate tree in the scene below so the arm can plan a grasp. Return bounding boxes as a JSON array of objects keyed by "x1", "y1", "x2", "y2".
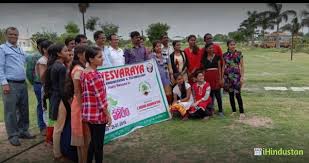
[
  {"x1": 0, "y1": 28, "x2": 5, "y2": 44},
  {"x1": 265, "y1": 3, "x2": 297, "y2": 48},
  {"x1": 85, "y1": 17, "x2": 119, "y2": 37},
  {"x1": 301, "y1": 4, "x2": 309, "y2": 28},
  {"x1": 78, "y1": 3, "x2": 89, "y2": 36},
  {"x1": 85, "y1": 16, "x2": 100, "y2": 32},
  {"x1": 280, "y1": 17, "x2": 302, "y2": 60},
  {"x1": 146, "y1": 22, "x2": 170, "y2": 43},
  {"x1": 256, "y1": 11, "x2": 276, "y2": 40},
  {"x1": 100, "y1": 23, "x2": 119, "y2": 37},
  {"x1": 213, "y1": 34, "x2": 228, "y2": 42},
  {"x1": 239, "y1": 11, "x2": 259, "y2": 46},
  {"x1": 228, "y1": 30, "x2": 247, "y2": 43},
  {"x1": 30, "y1": 31, "x2": 61, "y2": 49},
  {"x1": 65, "y1": 21, "x2": 80, "y2": 34}
]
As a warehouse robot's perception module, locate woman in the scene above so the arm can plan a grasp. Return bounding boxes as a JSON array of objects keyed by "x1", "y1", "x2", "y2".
[
  {"x1": 34, "y1": 40, "x2": 53, "y2": 137},
  {"x1": 191, "y1": 71, "x2": 213, "y2": 120},
  {"x1": 44, "y1": 44, "x2": 71, "y2": 160},
  {"x1": 170, "y1": 40, "x2": 188, "y2": 84},
  {"x1": 223, "y1": 40, "x2": 245, "y2": 120},
  {"x1": 151, "y1": 40, "x2": 173, "y2": 105},
  {"x1": 80, "y1": 46, "x2": 112, "y2": 163},
  {"x1": 184, "y1": 35, "x2": 203, "y2": 86},
  {"x1": 64, "y1": 45, "x2": 90, "y2": 163},
  {"x1": 201, "y1": 43, "x2": 224, "y2": 117},
  {"x1": 170, "y1": 73, "x2": 194, "y2": 121}
]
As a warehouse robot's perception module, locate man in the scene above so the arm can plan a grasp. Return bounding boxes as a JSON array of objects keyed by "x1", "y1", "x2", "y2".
[
  {"x1": 203, "y1": 33, "x2": 224, "y2": 115},
  {"x1": 94, "y1": 31, "x2": 112, "y2": 68},
  {"x1": 75, "y1": 34, "x2": 88, "y2": 46},
  {"x1": 160, "y1": 32, "x2": 174, "y2": 57},
  {"x1": 124, "y1": 31, "x2": 150, "y2": 64},
  {"x1": 65, "y1": 37, "x2": 76, "y2": 51},
  {"x1": 160, "y1": 32, "x2": 174, "y2": 83},
  {"x1": 0, "y1": 27, "x2": 35, "y2": 146},
  {"x1": 108, "y1": 33, "x2": 125, "y2": 66}
]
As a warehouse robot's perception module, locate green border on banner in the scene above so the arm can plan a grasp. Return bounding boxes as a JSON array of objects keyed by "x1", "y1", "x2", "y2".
[
  {"x1": 101, "y1": 59, "x2": 171, "y2": 144},
  {"x1": 104, "y1": 112, "x2": 169, "y2": 144}
]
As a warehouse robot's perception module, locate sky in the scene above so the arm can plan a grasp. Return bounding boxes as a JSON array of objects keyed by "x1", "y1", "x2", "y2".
[{"x1": 0, "y1": 3, "x2": 308, "y2": 40}]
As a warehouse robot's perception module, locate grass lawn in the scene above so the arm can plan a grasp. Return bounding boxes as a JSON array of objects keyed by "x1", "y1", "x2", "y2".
[{"x1": 0, "y1": 47, "x2": 309, "y2": 162}]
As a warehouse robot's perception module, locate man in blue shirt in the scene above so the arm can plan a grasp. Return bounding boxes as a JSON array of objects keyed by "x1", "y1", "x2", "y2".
[
  {"x1": 93, "y1": 30, "x2": 113, "y2": 68},
  {"x1": 0, "y1": 27, "x2": 35, "y2": 146}
]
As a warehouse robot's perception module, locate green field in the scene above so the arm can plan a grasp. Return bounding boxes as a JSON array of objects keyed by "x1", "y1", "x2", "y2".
[{"x1": 0, "y1": 47, "x2": 309, "y2": 162}]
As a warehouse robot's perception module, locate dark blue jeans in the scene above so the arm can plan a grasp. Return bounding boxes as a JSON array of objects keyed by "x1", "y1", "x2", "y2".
[{"x1": 33, "y1": 82, "x2": 46, "y2": 131}]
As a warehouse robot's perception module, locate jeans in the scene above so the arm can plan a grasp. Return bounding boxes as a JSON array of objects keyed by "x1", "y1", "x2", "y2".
[
  {"x1": 33, "y1": 82, "x2": 46, "y2": 131},
  {"x1": 2, "y1": 82, "x2": 29, "y2": 139}
]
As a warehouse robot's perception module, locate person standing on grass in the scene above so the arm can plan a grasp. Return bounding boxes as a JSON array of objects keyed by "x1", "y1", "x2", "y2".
[
  {"x1": 108, "y1": 33, "x2": 125, "y2": 67},
  {"x1": 170, "y1": 40, "x2": 188, "y2": 84},
  {"x1": 75, "y1": 34, "x2": 88, "y2": 46},
  {"x1": 43, "y1": 44, "x2": 71, "y2": 160},
  {"x1": 223, "y1": 40, "x2": 245, "y2": 120},
  {"x1": 201, "y1": 43, "x2": 224, "y2": 117},
  {"x1": 170, "y1": 73, "x2": 194, "y2": 121},
  {"x1": 64, "y1": 45, "x2": 90, "y2": 163},
  {"x1": 93, "y1": 31, "x2": 113, "y2": 68},
  {"x1": 124, "y1": 31, "x2": 150, "y2": 64},
  {"x1": 184, "y1": 35, "x2": 203, "y2": 86},
  {"x1": 160, "y1": 32, "x2": 174, "y2": 83},
  {"x1": 35, "y1": 40, "x2": 53, "y2": 136},
  {"x1": 80, "y1": 46, "x2": 112, "y2": 163},
  {"x1": 151, "y1": 40, "x2": 173, "y2": 105},
  {"x1": 191, "y1": 70, "x2": 213, "y2": 120},
  {"x1": 25, "y1": 38, "x2": 47, "y2": 137},
  {"x1": 0, "y1": 27, "x2": 36, "y2": 146}
]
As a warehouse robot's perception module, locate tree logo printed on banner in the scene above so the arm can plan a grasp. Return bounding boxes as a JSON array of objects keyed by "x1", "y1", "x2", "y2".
[
  {"x1": 139, "y1": 81, "x2": 151, "y2": 96},
  {"x1": 107, "y1": 96, "x2": 130, "y2": 121}
]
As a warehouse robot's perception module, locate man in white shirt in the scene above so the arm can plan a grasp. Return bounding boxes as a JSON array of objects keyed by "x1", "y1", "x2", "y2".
[
  {"x1": 108, "y1": 34, "x2": 124, "y2": 67},
  {"x1": 160, "y1": 32, "x2": 174, "y2": 82}
]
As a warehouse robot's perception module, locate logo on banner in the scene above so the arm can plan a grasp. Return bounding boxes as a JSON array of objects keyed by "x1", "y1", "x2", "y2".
[
  {"x1": 139, "y1": 81, "x2": 151, "y2": 96},
  {"x1": 146, "y1": 63, "x2": 154, "y2": 73}
]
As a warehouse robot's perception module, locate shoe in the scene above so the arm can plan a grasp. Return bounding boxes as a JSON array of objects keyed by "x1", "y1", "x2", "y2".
[
  {"x1": 203, "y1": 116, "x2": 210, "y2": 121},
  {"x1": 239, "y1": 113, "x2": 246, "y2": 120},
  {"x1": 19, "y1": 132, "x2": 36, "y2": 139},
  {"x1": 9, "y1": 137, "x2": 21, "y2": 146},
  {"x1": 230, "y1": 112, "x2": 237, "y2": 117},
  {"x1": 182, "y1": 116, "x2": 189, "y2": 121},
  {"x1": 218, "y1": 112, "x2": 225, "y2": 117},
  {"x1": 40, "y1": 128, "x2": 47, "y2": 136}
]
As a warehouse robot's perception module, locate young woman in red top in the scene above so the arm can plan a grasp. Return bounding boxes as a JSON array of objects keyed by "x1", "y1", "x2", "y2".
[
  {"x1": 191, "y1": 70, "x2": 213, "y2": 120},
  {"x1": 80, "y1": 46, "x2": 112, "y2": 163},
  {"x1": 184, "y1": 35, "x2": 203, "y2": 86}
]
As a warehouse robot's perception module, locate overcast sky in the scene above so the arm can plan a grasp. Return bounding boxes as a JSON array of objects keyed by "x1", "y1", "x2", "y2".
[{"x1": 0, "y1": 3, "x2": 308, "y2": 40}]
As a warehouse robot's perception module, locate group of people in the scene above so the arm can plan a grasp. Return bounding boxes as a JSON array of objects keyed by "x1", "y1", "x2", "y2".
[{"x1": 0, "y1": 26, "x2": 245, "y2": 163}]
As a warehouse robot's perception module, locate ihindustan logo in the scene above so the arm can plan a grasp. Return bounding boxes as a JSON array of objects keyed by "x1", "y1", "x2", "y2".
[{"x1": 254, "y1": 148, "x2": 304, "y2": 156}]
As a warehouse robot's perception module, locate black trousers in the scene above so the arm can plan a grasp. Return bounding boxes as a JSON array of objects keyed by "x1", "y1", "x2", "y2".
[
  {"x1": 228, "y1": 91, "x2": 244, "y2": 113},
  {"x1": 87, "y1": 123, "x2": 106, "y2": 163},
  {"x1": 210, "y1": 89, "x2": 223, "y2": 113}
]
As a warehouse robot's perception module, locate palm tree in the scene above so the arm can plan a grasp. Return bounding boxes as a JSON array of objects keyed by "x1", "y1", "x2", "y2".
[
  {"x1": 239, "y1": 11, "x2": 259, "y2": 46},
  {"x1": 78, "y1": 3, "x2": 89, "y2": 36},
  {"x1": 256, "y1": 11, "x2": 276, "y2": 41},
  {"x1": 280, "y1": 17, "x2": 302, "y2": 60},
  {"x1": 301, "y1": 4, "x2": 309, "y2": 28},
  {"x1": 265, "y1": 3, "x2": 297, "y2": 48}
]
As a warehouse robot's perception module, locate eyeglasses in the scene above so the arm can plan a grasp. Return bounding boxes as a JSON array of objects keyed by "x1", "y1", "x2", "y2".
[{"x1": 206, "y1": 37, "x2": 213, "y2": 40}]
